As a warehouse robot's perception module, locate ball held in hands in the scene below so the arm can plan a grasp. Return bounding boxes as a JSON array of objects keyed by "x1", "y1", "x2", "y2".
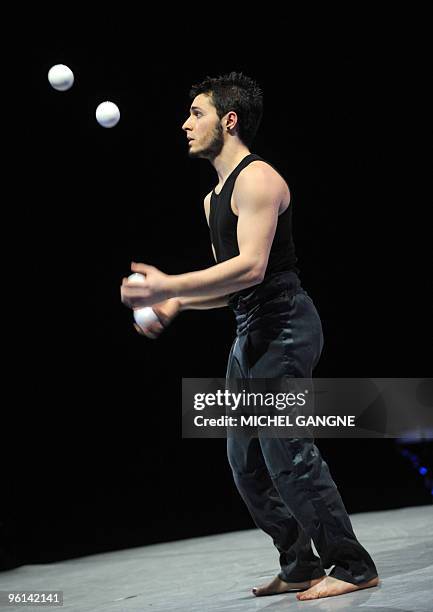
[
  {"x1": 133, "y1": 307, "x2": 159, "y2": 329},
  {"x1": 127, "y1": 273, "x2": 160, "y2": 330}
]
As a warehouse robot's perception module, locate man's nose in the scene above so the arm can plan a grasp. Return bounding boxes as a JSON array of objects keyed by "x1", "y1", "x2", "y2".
[{"x1": 182, "y1": 118, "x2": 191, "y2": 131}]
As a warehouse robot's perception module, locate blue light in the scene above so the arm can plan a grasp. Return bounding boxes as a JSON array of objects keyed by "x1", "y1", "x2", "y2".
[{"x1": 419, "y1": 467, "x2": 428, "y2": 475}]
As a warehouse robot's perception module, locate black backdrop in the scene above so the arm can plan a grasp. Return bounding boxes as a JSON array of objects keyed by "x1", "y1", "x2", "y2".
[{"x1": 4, "y1": 20, "x2": 432, "y2": 567}]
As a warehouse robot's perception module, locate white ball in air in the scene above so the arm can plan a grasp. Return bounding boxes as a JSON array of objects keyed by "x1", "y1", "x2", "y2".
[
  {"x1": 96, "y1": 101, "x2": 120, "y2": 128},
  {"x1": 48, "y1": 64, "x2": 74, "y2": 91}
]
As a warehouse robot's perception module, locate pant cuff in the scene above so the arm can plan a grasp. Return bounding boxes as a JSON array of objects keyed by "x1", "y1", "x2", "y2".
[
  {"x1": 278, "y1": 566, "x2": 325, "y2": 583},
  {"x1": 329, "y1": 565, "x2": 378, "y2": 586}
]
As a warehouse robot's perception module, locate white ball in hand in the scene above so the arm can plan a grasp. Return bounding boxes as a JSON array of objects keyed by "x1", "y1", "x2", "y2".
[
  {"x1": 133, "y1": 307, "x2": 159, "y2": 329},
  {"x1": 127, "y1": 273, "x2": 159, "y2": 330},
  {"x1": 128, "y1": 273, "x2": 146, "y2": 284}
]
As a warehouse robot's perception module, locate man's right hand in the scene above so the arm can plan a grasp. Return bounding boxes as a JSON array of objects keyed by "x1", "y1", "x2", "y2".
[{"x1": 133, "y1": 298, "x2": 181, "y2": 339}]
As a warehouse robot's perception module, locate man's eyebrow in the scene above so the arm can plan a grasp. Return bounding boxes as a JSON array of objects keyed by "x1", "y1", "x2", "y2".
[{"x1": 190, "y1": 106, "x2": 204, "y2": 112}]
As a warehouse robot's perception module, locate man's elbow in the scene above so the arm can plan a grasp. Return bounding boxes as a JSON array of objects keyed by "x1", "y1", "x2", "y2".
[{"x1": 246, "y1": 260, "x2": 266, "y2": 284}]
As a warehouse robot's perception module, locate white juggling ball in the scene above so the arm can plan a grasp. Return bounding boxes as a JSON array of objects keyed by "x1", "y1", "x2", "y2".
[
  {"x1": 48, "y1": 64, "x2": 74, "y2": 91},
  {"x1": 128, "y1": 273, "x2": 146, "y2": 284},
  {"x1": 127, "y1": 274, "x2": 159, "y2": 329},
  {"x1": 96, "y1": 101, "x2": 120, "y2": 128},
  {"x1": 134, "y1": 307, "x2": 159, "y2": 329}
]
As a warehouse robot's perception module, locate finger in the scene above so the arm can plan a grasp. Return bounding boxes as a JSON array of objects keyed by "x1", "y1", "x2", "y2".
[
  {"x1": 134, "y1": 323, "x2": 159, "y2": 340},
  {"x1": 152, "y1": 310, "x2": 167, "y2": 328},
  {"x1": 148, "y1": 322, "x2": 164, "y2": 334},
  {"x1": 122, "y1": 292, "x2": 152, "y2": 309},
  {"x1": 133, "y1": 323, "x2": 145, "y2": 336},
  {"x1": 149, "y1": 318, "x2": 164, "y2": 330},
  {"x1": 145, "y1": 331, "x2": 159, "y2": 340},
  {"x1": 122, "y1": 286, "x2": 151, "y2": 298},
  {"x1": 131, "y1": 262, "x2": 153, "y2": 274},
  {"x1": 121, "y1": 295, "x2": 133, "y2": 308}
]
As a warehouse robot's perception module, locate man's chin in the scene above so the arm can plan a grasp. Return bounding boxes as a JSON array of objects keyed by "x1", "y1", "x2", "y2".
[{"x1": 188, "y1": 147, "x2": 207, "y2": 159}]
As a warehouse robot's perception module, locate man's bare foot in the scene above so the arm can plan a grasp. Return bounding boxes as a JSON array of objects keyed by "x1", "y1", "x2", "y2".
[
  {"x1": 296, "y1": 575, "x2": 379, "y2": 600},
  {"x1": 252, "y1": 575, "x2": 326, "y2": 596}
]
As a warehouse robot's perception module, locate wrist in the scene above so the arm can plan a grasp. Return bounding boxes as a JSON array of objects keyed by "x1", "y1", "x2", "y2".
[
  {"x1": 177, "y1": 296, "x2": 188, "y2": 312},
  {"x1": 171, "y1": 297, "x2": 182, "y2": 312},
  {"x1": 167, "y1": 274, "x2": 182, "y2": 299}
]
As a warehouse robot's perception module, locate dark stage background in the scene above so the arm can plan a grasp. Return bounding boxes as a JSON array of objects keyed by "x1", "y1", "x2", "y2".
[{"x1": 3, "y1": 26, "x2": 431, "y2": 569}]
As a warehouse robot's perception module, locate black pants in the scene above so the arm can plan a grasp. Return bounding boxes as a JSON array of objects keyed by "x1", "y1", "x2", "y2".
[{"x1": 226, "y1": 271, "x2": 378, "y2": 585}]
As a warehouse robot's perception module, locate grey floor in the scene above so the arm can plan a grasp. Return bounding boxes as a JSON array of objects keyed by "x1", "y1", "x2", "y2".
[{"x1": 0, "y1": 505, "x2": 432, "y2": 611}]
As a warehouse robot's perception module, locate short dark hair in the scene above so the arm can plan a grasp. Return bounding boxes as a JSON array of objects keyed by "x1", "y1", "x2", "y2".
[{"x1": 189, "y1": 72, "x2": 263, "y2": 147}]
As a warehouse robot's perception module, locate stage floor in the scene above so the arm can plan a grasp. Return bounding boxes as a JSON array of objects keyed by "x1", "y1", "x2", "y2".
[{"x1": 0, "y1": 505, "x2": 432, "y2": 611}]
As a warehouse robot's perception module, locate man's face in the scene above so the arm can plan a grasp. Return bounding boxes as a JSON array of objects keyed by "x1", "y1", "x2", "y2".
[{"x1": 182, "y1": 93, "x2": 224, "y2": 160}]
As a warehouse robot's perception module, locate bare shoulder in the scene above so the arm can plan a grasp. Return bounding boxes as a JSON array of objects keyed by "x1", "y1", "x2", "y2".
[{"x1": 234, "y1": 160, "x2": 290, "y2": 207}]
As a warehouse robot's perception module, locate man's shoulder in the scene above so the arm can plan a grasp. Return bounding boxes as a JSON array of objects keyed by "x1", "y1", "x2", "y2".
[
  {"x1": 235, "y1": 159, "x2": 287, "y2": 194},
  {"x1": 238, "y1": 159, "x2": 286, "y2": 185}
]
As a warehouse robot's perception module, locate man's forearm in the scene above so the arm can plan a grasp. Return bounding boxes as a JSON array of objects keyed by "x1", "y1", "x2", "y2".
[
  {"x1": 170, "y1": 254, "x2": 263, "y2": 299},
  {"x1": 178, "y1": 294, "x2": 230, "y2": 311}
]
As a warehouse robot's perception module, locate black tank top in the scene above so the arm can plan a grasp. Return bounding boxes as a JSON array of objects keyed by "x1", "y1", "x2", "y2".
[{"x1": 209, "y1": 153, "x2": 299, "y2": 292}]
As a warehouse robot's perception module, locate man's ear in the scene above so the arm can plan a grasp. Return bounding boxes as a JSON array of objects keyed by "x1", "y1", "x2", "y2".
[{"x1": 225, "y1": 110, "x2": 238, "y2": 132}]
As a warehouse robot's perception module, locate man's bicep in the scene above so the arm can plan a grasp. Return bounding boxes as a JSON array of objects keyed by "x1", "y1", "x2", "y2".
[{"x1": 236, "y1": 180, "x2": 280, "y2": 267}]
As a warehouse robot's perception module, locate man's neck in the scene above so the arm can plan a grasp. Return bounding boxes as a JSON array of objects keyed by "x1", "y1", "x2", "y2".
[{"x1": 211, "y1": 144, "x2": 252, "y2": 187}]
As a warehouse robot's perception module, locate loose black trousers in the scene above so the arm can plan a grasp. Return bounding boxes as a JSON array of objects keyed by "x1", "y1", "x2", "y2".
[{"x1": 226, "y1": 271, "x2": 378, "y2": 585}]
